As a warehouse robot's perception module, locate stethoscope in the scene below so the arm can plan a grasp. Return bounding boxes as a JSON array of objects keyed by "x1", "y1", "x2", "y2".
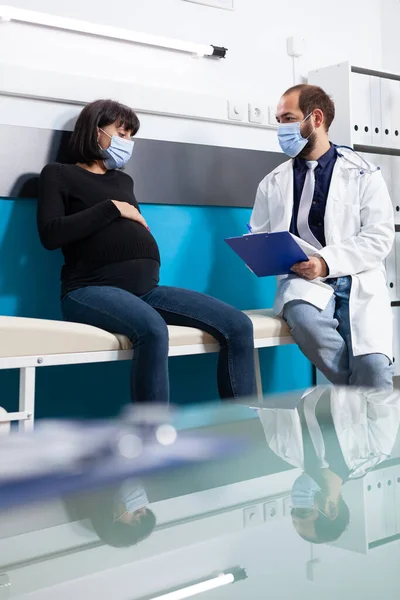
[
  {"x1": 334, "y1": 145, "x2": 381, "y2": 175},
  {"x1": 289, "y1": 145, "x2": 380, "y2": 235}
]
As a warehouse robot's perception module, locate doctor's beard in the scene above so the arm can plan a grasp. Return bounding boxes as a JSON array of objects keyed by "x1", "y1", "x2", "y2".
[{"x1": 297, "y1": 122, "x2": 318, "y2": 159}]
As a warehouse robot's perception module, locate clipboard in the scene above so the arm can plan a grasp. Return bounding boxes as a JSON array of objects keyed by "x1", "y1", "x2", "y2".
[{"x1": 225, "y1": 231, "x2": 309, "y2": 277}]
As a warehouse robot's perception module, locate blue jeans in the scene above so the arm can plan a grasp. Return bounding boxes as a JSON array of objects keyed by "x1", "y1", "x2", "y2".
[
  {"x1": 283, "y1": 276, "x2": 393, "y2": 389},
  {"x1": 61, "y1": 285, "x2": 256, "y2": 403}
]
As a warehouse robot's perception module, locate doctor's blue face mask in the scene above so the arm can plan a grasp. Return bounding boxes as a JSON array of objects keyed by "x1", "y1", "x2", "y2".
[
  {"x1": 277, "y1": 112, "x2": 314, "y2": 158},
  {"x1": 291, "y1": 472, "x2": 321, "y2": 510}
]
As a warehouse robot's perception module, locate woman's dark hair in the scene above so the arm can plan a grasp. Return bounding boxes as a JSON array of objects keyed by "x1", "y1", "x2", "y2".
[
  {"x1": 92, "y1": 509, "x2": 156, "y2": 548},
  {"x1": 69, "y1": 99, "x2": 140, "y2": 164},
  {"x1": 90, "y1": 505, "x2": 156, "y2": 548},
  {"x1": 88, "y1": 485, "x2": 156, "y2": 548}
]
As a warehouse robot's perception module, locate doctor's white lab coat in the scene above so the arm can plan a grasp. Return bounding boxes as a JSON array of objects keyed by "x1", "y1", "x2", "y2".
[{"x1": 250, "y1": 148, "x2": 395, "y2": 358}]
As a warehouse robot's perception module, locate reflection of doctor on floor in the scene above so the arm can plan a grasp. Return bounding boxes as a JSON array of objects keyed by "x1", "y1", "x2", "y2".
[{"x1": 259, "y1": 387, "x2": 400, "y2": 544}]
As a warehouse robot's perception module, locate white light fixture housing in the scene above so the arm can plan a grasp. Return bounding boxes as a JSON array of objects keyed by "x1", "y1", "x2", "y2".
[
  {"x1": 147, "y1": 568, "x2": 247, "y2": 600},
  {"x1": 0, "y1": 5, "x2": 228, "y2": 59}
]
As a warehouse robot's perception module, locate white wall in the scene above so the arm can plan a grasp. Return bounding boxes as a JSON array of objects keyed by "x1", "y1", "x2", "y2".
[
  {"x1": 1, "y1": 0, "x2": 385, "y2": 93},
  {"x1": 381, "y1": 0, "x2": 400, "y2": 74},
  {"x1": 0, "y1": 0, "x2": 387, "y2": 151},
  {"x1": 9, "y1": 513, "x2": 400, "y2": 600}
]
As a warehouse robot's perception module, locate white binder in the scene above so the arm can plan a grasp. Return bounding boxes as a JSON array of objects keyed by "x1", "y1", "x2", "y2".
[
  {"x1": 351, "y1": 73, "x2": 372, "y2": 145},
  {"x1": 370, "y1": 76, "x2": 382, "y2": 147}
]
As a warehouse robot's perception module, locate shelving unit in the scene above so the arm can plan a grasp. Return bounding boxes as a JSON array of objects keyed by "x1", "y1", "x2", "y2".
[{"x1": 309, "y1": 62, "x2": 400, "y2": 371}]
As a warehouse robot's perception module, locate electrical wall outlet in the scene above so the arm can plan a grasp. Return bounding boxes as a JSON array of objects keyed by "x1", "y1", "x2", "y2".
[
  {"x1": 243, "y1": 505, "x2": 264, "y2": 527},
  {"x1": 283, "y1": 496, "x2": 293, "y2": 517},
  {"x1": 183, "y1": 0, "x2": 234, "y2": 10},
  {"x1": 264, "y1": 500, "x2": 281, "y2": 521},
  {"x1": 228, "y1": 100, "x2": 246, "y2": 121},
  {"x1": 248, "y1": 103, "x2": 264, "y2": 124}
]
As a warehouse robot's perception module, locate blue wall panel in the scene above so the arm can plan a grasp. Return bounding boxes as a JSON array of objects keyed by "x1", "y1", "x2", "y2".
[{"x1": 0, "y1": 199, "x2": 311, "y2": 418}]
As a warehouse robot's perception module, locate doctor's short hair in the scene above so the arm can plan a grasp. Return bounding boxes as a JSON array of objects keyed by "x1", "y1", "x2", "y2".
[
  {"x1": 69, "y1": 99, "x2": 140, "y2": 164},
  {"x1": 283, "y1": 84, "x2": 335, "y2": 132},
  {"x1": 295, "y1": 496, "x2": 350, "y2": 545}
]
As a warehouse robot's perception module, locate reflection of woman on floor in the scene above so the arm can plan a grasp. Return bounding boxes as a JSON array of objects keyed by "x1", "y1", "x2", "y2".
[{"x1": 90, "y1": 481, "x2": 156, "y2": 548}]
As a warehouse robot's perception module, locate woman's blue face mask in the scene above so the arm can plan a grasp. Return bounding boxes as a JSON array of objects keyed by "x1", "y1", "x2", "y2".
[
  {"x1": 115, "y1": 481, "x2": 149, "y2": 522},
  {"x1": 99, "y1": 128, "x2": 135, "y2": 169},
  {"x1": 277, "y1": 112, "x2": 314, "y2": 158}
]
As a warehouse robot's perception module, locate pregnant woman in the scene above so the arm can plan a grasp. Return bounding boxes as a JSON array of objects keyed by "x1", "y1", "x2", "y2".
[{"x1": 37, "y1": 99, "x2": 256, "y2": 403}]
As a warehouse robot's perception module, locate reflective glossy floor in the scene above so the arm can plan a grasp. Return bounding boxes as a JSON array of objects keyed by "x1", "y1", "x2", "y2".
[{"x1": 1, "y1": 386, "x2": 399, "y2": 600}]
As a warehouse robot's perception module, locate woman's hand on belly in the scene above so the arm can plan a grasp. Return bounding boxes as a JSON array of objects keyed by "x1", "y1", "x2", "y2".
[{"x1": 112, "y1": 201, "x2": 149, "y2": 230}]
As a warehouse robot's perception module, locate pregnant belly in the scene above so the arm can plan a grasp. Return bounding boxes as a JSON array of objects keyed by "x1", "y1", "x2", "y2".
[{"x1": 76, "y1": 220, "x2": 160, "y2": 269}]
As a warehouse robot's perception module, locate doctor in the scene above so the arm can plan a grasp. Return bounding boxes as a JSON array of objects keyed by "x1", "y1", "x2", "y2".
[{"x1": 250, "y1": 84, "x2": 395, "y2": 389}]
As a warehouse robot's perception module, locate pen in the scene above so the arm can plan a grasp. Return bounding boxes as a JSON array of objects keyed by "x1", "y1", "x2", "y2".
[{"x1": 246, "y1": 223, "x2": 253, "y2": 234}]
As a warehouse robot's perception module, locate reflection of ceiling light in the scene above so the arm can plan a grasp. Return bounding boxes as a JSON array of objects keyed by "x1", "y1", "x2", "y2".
[
  {"x1": 0, "y1": 573, "x2": 11, "y2": 600},
  {"x1": 117, "y1": 433, "x2": 142, "y2": 458},
  {"x1": 151, "y1": 574, "x2": 233, "y2": 600},
  {"x1": 156, "y1": 424, "x2": 177, "y2": 446},
  {"x1": 148, "y1": 568, "x2": 247, "y2": 600},
  {"x1": 0, "y1": 5, "x2": 228, "y2": 58}
]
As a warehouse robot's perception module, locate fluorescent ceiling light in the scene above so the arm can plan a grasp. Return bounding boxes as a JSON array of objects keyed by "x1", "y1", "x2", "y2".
[
  {"x1": 0, "y1": 5, "x2": 227, "y2": 58},
  {"x1": 148, "y1": 568, "x2": 246, "y2": 600}
]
